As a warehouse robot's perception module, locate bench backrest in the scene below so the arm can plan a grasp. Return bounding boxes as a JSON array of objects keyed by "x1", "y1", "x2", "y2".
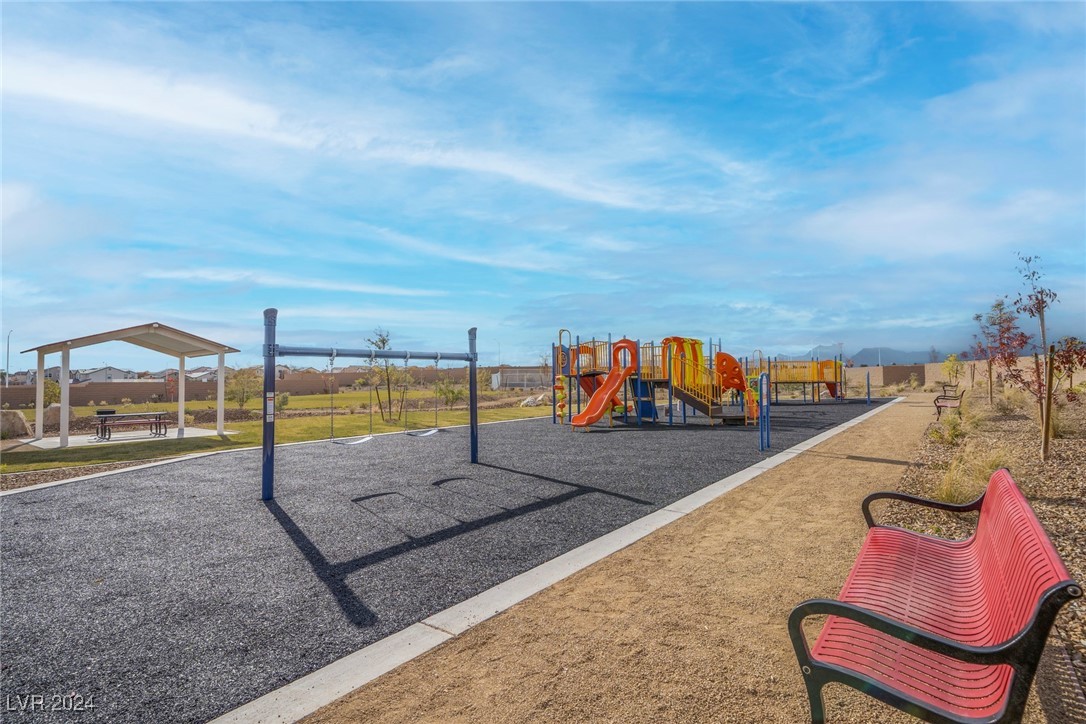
[{"x1": 974, "y1": 468, "x2": 1072, "y2": 646}]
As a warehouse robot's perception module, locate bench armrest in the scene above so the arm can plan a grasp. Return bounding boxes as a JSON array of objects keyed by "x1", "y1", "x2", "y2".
[
  {"x1": 862, "y1": 490, "x2": 983, "y2": 528},
  {"x1": 788, "y1": 598, "x2": 1011, "y2": 667}
]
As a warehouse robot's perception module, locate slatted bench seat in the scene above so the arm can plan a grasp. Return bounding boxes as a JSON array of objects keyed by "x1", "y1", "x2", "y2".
[
  {"x1": 934, "y1": 389, "x2": 965, "y2": 420},
  {"x1": 788, "y1": 468, "x2": 1081, "y2": 723}
]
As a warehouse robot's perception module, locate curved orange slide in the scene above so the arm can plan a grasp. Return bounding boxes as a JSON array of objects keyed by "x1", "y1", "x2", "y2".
[{"x1": 572, "y1": 339, "x2": 639, "y2": 428}]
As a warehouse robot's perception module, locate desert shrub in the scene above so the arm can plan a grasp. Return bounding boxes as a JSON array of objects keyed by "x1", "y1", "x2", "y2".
[
  {"x1": 922, "y1": 384, "x2": 936, "y2": 393},
  {"x1": 434, "y1": 376, "x2": 466, "y2": 407},
  {"x1": 1, "y1": 402, "x2": 8, "y2": 410},
  {"x1": 934, "y1": 442, "x2": 1014, "y2": 504},
  {"x1": 275, "y1": 392, "x2": 290, "y2": 412},
  {"x1": 120, "y1": 397, "x2": 132, "y2": 407},
  {"x1": 993, "y1": 388, "x2": 1028, "y2": 416},
  {"x1": 909, "y1": 373, "x2": 919, "y2": 389},
  {"x1": 184, "y1": 414, "x2": 195, "y2": 426},
  {"x1": 1047, "y1": 404, "x2": 1081, "y2": 439},
  {"x1": 99, "y1": 400, "x2": 109, "y2": 406},
  {"x1": 928, "y1": 415, "x2": 966, "y2": 445}
]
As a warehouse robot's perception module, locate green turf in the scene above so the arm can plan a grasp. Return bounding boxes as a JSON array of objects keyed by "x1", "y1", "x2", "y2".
[
  {"x1": 70, "y1": 388, "x2": 515, "y2": 416},
  {"x1": 1, "y1": 405, "x2": 552, "y2": 474}
]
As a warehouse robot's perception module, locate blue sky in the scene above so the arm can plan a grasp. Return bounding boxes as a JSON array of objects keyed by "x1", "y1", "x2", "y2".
[{"x1": 2, "y1": 2, "x2": 1084, "y2": 373}]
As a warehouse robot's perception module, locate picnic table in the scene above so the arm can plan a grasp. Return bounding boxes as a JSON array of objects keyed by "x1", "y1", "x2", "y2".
[{"x1": 93, "y1": 411, "x2": 170, "y2": 441}]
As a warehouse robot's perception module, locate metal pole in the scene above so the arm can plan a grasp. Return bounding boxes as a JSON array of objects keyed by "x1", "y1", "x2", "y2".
[
  {"x1": 468, "y1": 327, "x2": 479, "y2": 463},
  {"x1": 667, "y1": 343, "x2": 674, "y2": 426},
  {"x1": 574, "y1": 334, "x2": 581, "y2": 415},
  {"x1": 866, "y1": 371, "x2": 871, "y2": 405},
  {"x1": 551, "y1": 343, "x2": 557, "y2": 424},
  {"x1": 262, "y1": 308, "x2": 277, "y2": 501},
  {"x1": 4, "y1": 329, "x2": 11, "y2": 387}
]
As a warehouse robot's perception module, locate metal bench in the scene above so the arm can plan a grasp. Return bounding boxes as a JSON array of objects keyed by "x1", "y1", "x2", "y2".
[
  {"x1": 788, "y1": 468, "x2": 1081, "y2": 723},
  {"x1": 934, "y1": 388, "x2": 965, "y2": 419}
]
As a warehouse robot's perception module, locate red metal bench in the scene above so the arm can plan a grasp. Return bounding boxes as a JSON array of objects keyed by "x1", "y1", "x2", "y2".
[{"x1": 789, "y1": 468, "x2": 1081, "y2": 723}]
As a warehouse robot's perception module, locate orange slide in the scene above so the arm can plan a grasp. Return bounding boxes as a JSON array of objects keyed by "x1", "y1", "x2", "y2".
[{"x1": 571, "y1": 339, "x2": 638, "y2": 428}]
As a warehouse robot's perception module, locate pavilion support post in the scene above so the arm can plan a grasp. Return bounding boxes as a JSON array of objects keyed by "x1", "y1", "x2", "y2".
[
  {"x1": 60, "y1": 347, "x2": 70, "y2": 448},
  {"x1": 178, "y1": 356, "x2": 186, "y2": 437},
  {"x1": 216, "y1": 351, "x2": 225, "y2": 435},
  {"x1": 35, "y1": 351, "x2": 44, "y2": 440}
]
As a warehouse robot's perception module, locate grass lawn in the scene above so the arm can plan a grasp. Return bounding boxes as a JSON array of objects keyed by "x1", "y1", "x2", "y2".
[
  {"x1": 1, "y1": 405, "x2": 552, "y2": 474},
  {"x1": 70, "y1": 388, "x2": 518, "y2": 416}
]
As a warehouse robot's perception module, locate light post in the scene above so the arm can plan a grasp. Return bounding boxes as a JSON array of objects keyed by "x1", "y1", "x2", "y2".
[{"x1": 5, "y1": 330, "x2": 12, "y2": 387}]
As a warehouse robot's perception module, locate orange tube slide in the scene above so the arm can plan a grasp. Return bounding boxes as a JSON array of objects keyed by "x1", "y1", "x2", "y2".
[{"x1": 571, "y1": 339, "x2": 638, "y2": 428}]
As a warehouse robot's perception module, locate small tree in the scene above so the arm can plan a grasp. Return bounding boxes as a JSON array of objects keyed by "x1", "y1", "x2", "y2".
[
  {"x1": 538, "y1": 352, "x2": 552, "y2": 387},
  {"x1": 365, "y1": 328, "x2": 414, "y2": 420},
  {"x1": 1052, "y1": 336, "x2": 1086, "y2": 402},
  {"x1": 1013, "y1": 254, "x2": 1058, "y2": 358},
  {"x1": 226, "y1": 368, "x2": 262, "y2": 409},
  {"x1": 43, "y1": 379, "x2": 61, "y2": 406},
  {"x1": 434, "y1": 375, "x2": 466, "y2": 407},
  {"x1": 941, "y1": 354, "x2": 963, "y2": 384},
  {"x1": 977, "y1": 298, "x2": 1031, "y2": 386}
]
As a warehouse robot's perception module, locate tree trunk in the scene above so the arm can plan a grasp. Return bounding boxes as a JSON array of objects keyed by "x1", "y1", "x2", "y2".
[
  {"x1": 987, "y1": 358, "x2": 993, "y2": 404},
  {"x1": 1042, "y1": 345, "x2": 1055, "y2": 461}
]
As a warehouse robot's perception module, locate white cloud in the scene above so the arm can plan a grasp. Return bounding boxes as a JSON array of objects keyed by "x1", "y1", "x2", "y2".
[
  {"x1": 352, "y1": 222, "x2": 569, "y2": 274},
  {"x1": 144, "y1": 268, "x2": 445, "y2": 297},
  {"x1": 794, "y1": 186, "x2": 1081, "y2": 260},
  {"x1": 2, "y1": 48, "x2": 319, "y2": 148},
  {"x1": 1, "y1": 183, "x2": 114, "y2": 256}
]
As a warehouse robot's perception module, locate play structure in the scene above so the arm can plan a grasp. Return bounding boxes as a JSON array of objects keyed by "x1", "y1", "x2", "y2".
[
  {"x1": 553, "y1": 331, "x2": 845, "y2": 432},
  {"x1": 261, "y1": 308, "x2": 479, "y2": 500}
]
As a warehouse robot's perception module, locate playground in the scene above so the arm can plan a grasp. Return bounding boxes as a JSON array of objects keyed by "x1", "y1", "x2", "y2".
[{"x1": 1, "y1": 398, "x2": 884, "y2": 723}]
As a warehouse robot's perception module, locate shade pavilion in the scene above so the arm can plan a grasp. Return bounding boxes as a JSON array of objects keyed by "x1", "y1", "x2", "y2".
[{"x1": 22, "y1": 323, "x2": 239, "y2": 448}]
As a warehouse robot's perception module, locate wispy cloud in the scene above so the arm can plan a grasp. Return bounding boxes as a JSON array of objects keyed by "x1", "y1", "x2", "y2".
[
  {"x1": 144, "y1": 269, "x2": 445, "y2": 297},
  {"x1": 2, "y1": 49, "x2": 319, "y2": 148}
]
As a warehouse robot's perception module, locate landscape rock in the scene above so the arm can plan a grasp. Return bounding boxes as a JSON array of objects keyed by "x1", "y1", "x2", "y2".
[
  {"x1": 1, "y1": 410, "x2": 31, "y2": 439},
  {"x1": 43, "y1": 404, "x2": 79, "y2": 427}
]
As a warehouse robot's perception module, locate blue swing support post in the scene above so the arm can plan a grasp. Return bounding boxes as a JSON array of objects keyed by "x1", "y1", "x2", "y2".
[{"x1": 261, "y1": 308, "x2": 479, "y2": 501}]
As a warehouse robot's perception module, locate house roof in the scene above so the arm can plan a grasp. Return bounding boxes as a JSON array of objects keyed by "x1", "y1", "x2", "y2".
[{"x1": 23, "y1": 323, "x2": 239, "y2": 359}]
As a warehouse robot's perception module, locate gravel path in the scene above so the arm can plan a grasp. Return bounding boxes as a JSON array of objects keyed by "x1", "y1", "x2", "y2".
[
  {"x1": 0, "y1": 401, "x2": 878, "y2": 723},
  {"x1": 304, "y1": 395, "x2": 1057, "y2": 724}
]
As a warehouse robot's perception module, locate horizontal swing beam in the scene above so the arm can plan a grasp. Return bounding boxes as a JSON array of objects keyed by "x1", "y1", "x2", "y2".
[{"x1": 275, "y1": 345, "x2": 473, "y2": 362}]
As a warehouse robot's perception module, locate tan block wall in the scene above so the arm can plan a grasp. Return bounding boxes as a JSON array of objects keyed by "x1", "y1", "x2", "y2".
[{"x1": 0, "y1": 381, "x2": 219, "y2": 409}]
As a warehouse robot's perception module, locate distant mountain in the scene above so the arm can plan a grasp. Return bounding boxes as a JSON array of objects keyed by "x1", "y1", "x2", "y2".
[{"x1": 849, "y1": 348, "x2": 937, "y2": 366}]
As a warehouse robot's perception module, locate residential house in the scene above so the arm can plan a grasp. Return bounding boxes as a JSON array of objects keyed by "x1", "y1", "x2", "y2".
[{"x1": 74, "y1": 366, "x2": 138, "y2": 383}]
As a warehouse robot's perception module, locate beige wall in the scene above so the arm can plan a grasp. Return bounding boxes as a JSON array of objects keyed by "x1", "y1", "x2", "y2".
[{"x1": 0, "y1": 381, "x2": 218, "y2": 408}]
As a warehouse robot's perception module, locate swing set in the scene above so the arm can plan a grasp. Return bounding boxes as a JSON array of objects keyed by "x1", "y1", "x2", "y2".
[{"x1": 261, "y1": 308, "x2": 479, "y2": 501}]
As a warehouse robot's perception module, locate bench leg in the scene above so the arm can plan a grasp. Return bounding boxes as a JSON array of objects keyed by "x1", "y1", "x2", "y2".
[
  {"x1": 803, "y1": 678, "x2": 826, "y2": 724},
  {"x1": 788, "y1": 608, "x2": 827, "y2": 723}
]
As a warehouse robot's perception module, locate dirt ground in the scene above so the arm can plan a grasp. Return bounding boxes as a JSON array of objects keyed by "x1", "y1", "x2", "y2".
[{"x1": 303, "y1": 394, "x2": 1051, "y2": 723}]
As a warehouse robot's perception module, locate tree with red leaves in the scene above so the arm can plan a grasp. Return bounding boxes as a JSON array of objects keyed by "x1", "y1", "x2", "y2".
[{"x1": 1052, "y1": 336, "x2": 1086, "y2": 403}]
